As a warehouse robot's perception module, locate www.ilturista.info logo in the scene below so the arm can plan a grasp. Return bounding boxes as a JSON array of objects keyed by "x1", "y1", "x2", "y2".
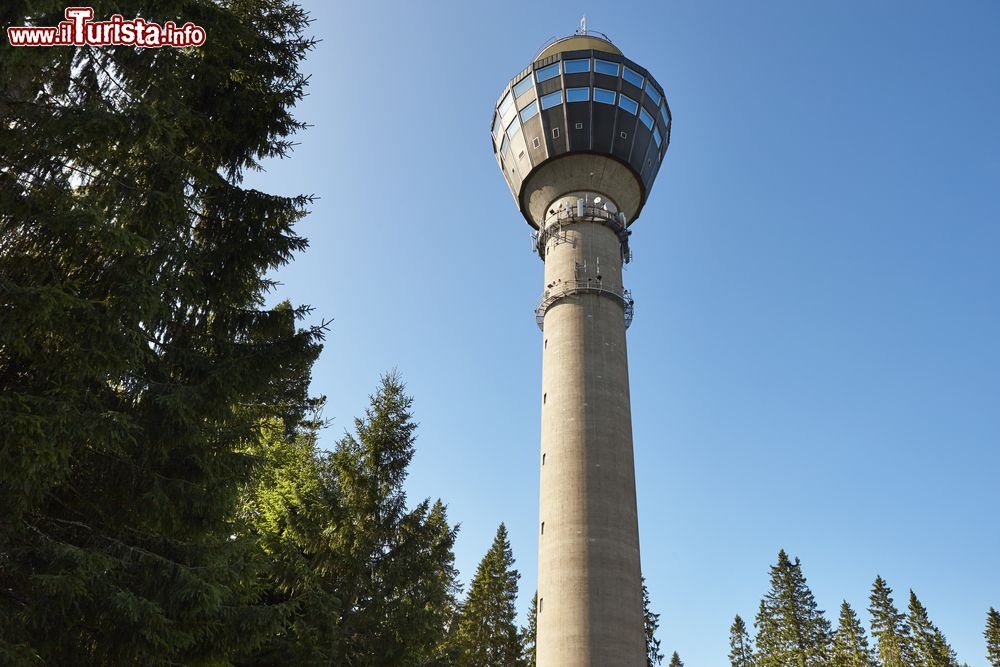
[{"x1": 6, "y1": 7, "x2": 206, "y2": 47}]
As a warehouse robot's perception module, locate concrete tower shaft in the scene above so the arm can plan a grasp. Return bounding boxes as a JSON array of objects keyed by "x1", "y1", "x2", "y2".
[{"x1": 536, "y1": 193, "x2": 643, "y2": 666}]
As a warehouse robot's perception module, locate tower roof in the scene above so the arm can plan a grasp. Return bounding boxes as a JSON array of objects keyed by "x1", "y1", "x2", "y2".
[{"x1": 535, "y1": 33, "x2": 622, "y2": 60}]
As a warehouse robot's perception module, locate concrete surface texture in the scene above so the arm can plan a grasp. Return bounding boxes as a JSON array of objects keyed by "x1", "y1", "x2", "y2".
[{"x1": 535, "y1": 192, "x2": 645, "y2": 666}]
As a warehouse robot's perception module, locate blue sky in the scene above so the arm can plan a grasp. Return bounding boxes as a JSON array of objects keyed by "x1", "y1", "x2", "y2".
[{"x1": 246, "y1": 1, "x2": 1000, "y2": 664}]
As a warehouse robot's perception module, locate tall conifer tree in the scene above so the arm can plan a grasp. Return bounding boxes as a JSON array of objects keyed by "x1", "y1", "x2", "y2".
[
  {"x1": 669, "y1": 651, "x2": 685, "y2": 667},
  {"x1": 0, "y1": 1, "x2": 321, "y2": 663},
  {"x1": 523, "y1": 591, "x2": 538, "y2": 666},
  {"x1": 731, "y1": 614, "x2": 756, "y2": 667},
  {"x1": 869, "y1": 577, "x2": 915, "y2": 667},
  {"x1": 754, "y1": 550, "x2": 833, "y2": 667},
  {"x1": 832, "y1": 601, "x2": 878, "y2": 667},
  {"x1": 322, "y1": 372, "x2": 461, "y2": 666},
  {"x1": 907, "y1": 591, "x2": 956, "y2": 667},
  {"x1": 644, "y1": 577, "x2": 665, "y2": 666},
  {"x1": 456, "y1": 523, "x2": 525, "y2": 667},
  {"x1": 236, "y1": 419, "x2": 341, "y2": 666},
  {"x1": 985, "y1": 608, "x2": 1000, "y2": 667}
]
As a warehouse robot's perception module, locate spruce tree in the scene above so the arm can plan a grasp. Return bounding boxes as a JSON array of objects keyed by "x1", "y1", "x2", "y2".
[
  {"x1": 0, "y1": 1, "x2": 320, "y2": 663},
  {"x1": 322, "y1": 372, "x2": 461, "y2": 666},
  {"x1": 731, "y1": 614, "x2": 756, "y2": 667},
  {"x1": 986, "y1": 608, "x2": 1000, "y2": 667},
  {"x1": 907, "y1": 591, "x2": 956, "y2": 667},
  {"x1": 235, "y1": 419, "x2": 341, "y2": 666},
  {"x1": 524, "y1": 591, "x2": 538, "y2": 666},
  {"x1": 456, "y1": 523, "x2": 525, "y2": 667},
  {"x1": 869, "y1": 577, "x2": 915, "y2": 667},
  {"x1": 832, "y1": 601, "x2": 878, "y2": 667},
  {"x1": 669, "y1": 651, "x2": 685, "y2": 667},
  {"x1": 755, "y1": 549, "x2": 833, "y2": 667},
  {"x1": 644, "y1": 578, "x2": 665, "y2": 666}
]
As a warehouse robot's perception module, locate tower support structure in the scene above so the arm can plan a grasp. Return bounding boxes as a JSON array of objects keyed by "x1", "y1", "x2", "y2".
[{"x1": 536, "y1": 193, "x2": 644, "y2": 666}]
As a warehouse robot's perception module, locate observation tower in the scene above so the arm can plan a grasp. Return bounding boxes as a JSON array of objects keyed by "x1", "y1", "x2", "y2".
[{"x1": 490, "y1": 22, "x2": 672, "y2": 666}]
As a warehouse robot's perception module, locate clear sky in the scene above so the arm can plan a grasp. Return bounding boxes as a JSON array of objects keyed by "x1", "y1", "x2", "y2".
[{"x1": 245, "y1": 1, "x2": 1000, "y2": 664}]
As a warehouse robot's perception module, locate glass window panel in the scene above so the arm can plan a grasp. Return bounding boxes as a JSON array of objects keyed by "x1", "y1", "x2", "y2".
[
  {"x1": 645, "y1": 85, "x2": 661, "y2": 106},
  {"x1": 498, "y1": 92, "x2": 513, "y2": 116},
  {"x1": 540, "y1": 90, "x2": 563, "y2": 110},
  {"x1": 639, "y1": 107, "x2": 654, "y2": 130},
  {"x1": 564, "y1": 58, "x2": 590, "y2": 73},
  {"x1": 618, "y1": 94, "x2": 638, "y2": 115},
  {"x1": 492, "y1": 113, "x2": 503, "y2": 137},
  {"x1": 536, "y1": 62, "x2": 560, "y2": 82},
  {"x1": 594, "y1": 59, "x2": 619, "y2": 76},
  {"x1": 501, "y1": 134, "x2": 510, "y2": 156},
  {"x1": 623, "y1": 66, "x2": 644, "y2": 88},
  {"x1": 660, "y1": 104, "x2": 669, "y2": 126},
  {"x1": 652, "y1": 126, "x2": 662, "y2": 147},
  {"x1": 566, "y1": 87, "x2": 589, "y2": 103},
  {"x1": 594, "y1": 88, "x2": 616, "y2": 105},
  {"x1": 520, "y1": 101, "x2": 539, "y2": 122},
  {"x1": 506, "y1": 115, "x2": 521, "y2": 138},
  {"x1": 513, "y1": 74, "x2": 534, "y2": 98}
]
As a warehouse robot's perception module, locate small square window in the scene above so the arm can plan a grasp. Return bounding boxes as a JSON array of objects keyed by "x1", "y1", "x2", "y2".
[
  {"x1": 532, "y1": 137, "x2": 540, "y2": 148},
  {"x1": 620, "y1": 131, "x2": 628, "y2": 139},
  {"x1": 575, "y1": 122, "x2": 584, "y2": 130},
  {"x1": 518, "y1": 150, "x2": 525, "y2": 159},
  {"x1": 552, "y1": 127, "x2": 560, "y2": 139}
]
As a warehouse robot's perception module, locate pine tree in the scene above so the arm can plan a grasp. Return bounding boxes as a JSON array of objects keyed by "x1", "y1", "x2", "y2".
[
  {"x1": 523, "y1": 591, "x2": 538, "y2": 666},
  {"x1": 0, "y1": 1, "x2": 320, "y2": 663},
  {"x1": 907, "y1": 591, "x2": 956, "y2": 667},
  {"x1": 755, "y1": 549, "x2": 833, "y2": 667},
  {"x1": 832, "y1": 601, "x2": 878, "y2": 667},
  {"x1": 869, "y1": 577, "x2": 915, "y2": 667},
  {"x1": 731, "y1": 614, "x2": 756, "y2": 667},
  {"x1": 645, "y1": 577, "x2": 665, "y2": 666},
  {"x1": 986, "y1": 608, "x2": 1000, "y2": 667},
  {"x1": 669, "y1": 651, "x2": 685, "y2": 667},
  {"x1": 456, "y1": 523, "x2": 526, "y2": 667},
  {"x1": 322, "y1": 372, "x2": 461, "y2": 666}
]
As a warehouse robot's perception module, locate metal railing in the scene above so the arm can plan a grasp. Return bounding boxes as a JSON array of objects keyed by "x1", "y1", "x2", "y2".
[
  {"x1": 532, "y1": 202, "x2": 632, "y2": 263},
  {"x1": 535, "y1": 280, "x2": 634, "y2": 331}
]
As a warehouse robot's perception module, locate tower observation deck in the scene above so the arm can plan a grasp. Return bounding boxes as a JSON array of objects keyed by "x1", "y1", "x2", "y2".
[{"x1": 491, "y1": 26, "x2": 671, "y2": 667}]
